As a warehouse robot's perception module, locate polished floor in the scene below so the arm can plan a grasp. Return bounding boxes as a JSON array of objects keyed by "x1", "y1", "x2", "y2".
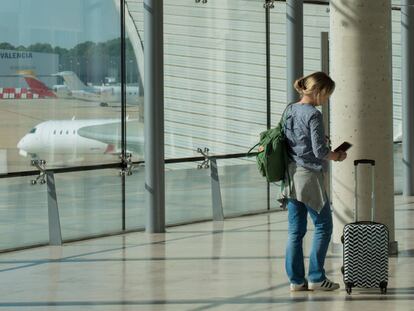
[{"x1": 0, "y1": 195, "x2": 413, "y2": 310}]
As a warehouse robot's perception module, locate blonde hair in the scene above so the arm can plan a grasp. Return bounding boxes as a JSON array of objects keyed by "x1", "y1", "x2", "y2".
[{"x1": 294, "y1": 71, "x2": 335, "y2": 105}]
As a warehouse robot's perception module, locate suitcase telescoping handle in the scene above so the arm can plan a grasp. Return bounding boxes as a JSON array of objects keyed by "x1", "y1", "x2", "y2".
[{"x1": 354, "y1": 159, "x2": 376, "y2": 222}]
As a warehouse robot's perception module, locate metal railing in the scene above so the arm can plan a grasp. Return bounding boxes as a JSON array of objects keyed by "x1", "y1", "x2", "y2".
[{"x1": 0, "y1": 149, "x2": 265, "y2": 252}]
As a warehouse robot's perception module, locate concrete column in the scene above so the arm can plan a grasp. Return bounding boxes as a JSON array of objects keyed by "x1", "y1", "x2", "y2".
[
  {"x1": 144, "y1": 0, "x2": 165, "y2": 233},
  {"x1": 402, "y1": 0, "x2": 414, "y2": 196},
  {"x1": 330, "y1": 0, "x2": 397, "y2": 253},
  {"x1": 287, "y1": 0, "x2": 303, "y2": 103}
]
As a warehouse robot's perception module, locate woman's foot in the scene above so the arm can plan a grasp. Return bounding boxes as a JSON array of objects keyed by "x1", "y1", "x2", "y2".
[
  {"x1": 290, "y1": 279, "x2": 308, "y2": 291},
  {"x1": 308, "y1": 278, "x2": 340, "y2": 291}
]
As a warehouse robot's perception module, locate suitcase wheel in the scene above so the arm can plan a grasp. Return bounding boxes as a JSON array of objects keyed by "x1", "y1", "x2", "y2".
[
  {"x1": 345, "y1": 283, "x2": 353, "y2": 295},
  {"x1": 380, "y1": 281, "x2": 388, "y2": 294}
]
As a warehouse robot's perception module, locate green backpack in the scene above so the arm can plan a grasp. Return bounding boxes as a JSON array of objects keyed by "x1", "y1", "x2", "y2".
[{"x1": 248, "y1": 105, "x2": 291, "y2": 183}]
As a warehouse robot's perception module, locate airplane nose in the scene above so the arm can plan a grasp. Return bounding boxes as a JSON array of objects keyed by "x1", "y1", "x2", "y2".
[
  {"x1": 17, "y1": 135, "x2": 32, "y2": 152},
  {"x1": 17, "y1": 137, "x2": 25, "y2": 150},
  {"x1": 17, "y1": 136, "x2": 29, "y2": 157}
]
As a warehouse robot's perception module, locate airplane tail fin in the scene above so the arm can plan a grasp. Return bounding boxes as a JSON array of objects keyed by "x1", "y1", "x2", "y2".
[
  {"x1": 22, "y1": 75, "x2": 57, "y2": 98},
  {"x1": 56, "y1": 71, "x2": 87, "y2": 91}
]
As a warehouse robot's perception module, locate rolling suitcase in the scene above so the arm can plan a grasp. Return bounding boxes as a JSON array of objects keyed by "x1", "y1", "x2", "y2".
[{"x1": 341, "y1": 159, "x2": 389, "y2": 295}]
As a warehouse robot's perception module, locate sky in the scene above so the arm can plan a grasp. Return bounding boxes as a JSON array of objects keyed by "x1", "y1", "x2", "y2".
[{"x1": 0, "y1": 0, "x2": 121, "y2": 49}]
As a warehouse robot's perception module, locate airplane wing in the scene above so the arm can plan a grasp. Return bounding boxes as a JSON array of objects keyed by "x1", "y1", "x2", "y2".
[{"x1": 78, "y1": 120, "x2": 144, "y2": 155}]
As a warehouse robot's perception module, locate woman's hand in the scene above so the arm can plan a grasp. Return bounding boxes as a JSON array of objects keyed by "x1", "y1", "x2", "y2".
[
  {"x1": 327, "y1": 151, "x2": 347, "y2": 162},
  {"x1": 258, "y1": 146, "x2": 264, "y2": 152},
  {"x1": 335, "y1": 151, "x2": 347, "y2": 162}
]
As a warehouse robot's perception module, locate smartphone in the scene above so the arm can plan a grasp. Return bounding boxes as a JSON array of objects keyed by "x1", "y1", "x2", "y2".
[{"x1": 334, "y1": 141, "x2": 352, "y2": 153}]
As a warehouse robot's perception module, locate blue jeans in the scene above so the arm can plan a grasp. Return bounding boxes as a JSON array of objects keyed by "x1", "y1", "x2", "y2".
[{"x1": 285, "y1": 199, "x2": 333, "y2": 284}]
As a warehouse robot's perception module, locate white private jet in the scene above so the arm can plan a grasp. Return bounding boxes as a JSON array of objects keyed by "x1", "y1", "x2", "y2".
[
  {"x1": 55, "y1": 71, "x2": 141, "y2": 106},
  {"x1": 17, "y1": 118, "x2": 144, "y2": 163}
]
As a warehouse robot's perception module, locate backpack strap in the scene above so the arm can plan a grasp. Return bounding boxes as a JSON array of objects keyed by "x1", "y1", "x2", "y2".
[
  {"x1": 280, "y1": 102, "x2": 294, "y2": 194},
  {"x1": 247, "y1": 102, "x2": 294, "y2": 157},
  {"x1": 246, "y1": 142, "x2": 261, "y2": 156},
  {"x1": 281, "y1": 102, "x2": 294, "y2": 131}
]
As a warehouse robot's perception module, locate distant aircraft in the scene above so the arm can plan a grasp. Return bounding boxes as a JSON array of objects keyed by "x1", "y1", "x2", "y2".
[
  {"x1": 51, "y1": 84, "x2": 71, "y2": 98},
  {"x1": 55, "y1": 71, "x2": 140, "y2": 106},
  {"x1": 17, "y1": 118, "x2": 144, "y2": 162},
  {"x1": 22, "y1": 75, "x2": 57, "y2": 98},
  {"x1": 0, "y1": 71, "x2": 57, "y2": 99}
]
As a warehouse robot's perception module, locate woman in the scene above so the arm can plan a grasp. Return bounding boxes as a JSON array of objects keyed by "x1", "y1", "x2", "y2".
[{"x1": 283, "y1": 72, "x2": 347, "y2": 291}]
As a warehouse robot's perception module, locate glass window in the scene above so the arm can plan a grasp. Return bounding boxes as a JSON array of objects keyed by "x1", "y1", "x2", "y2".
[
  {"x1": 165, "y1": 162, "x2": 213, "y2": 225},
  {"x1": 126, "y1": 166, "x2": 145, "y2": 231},
  {"x1": 0, "y1": 0, "x2": 126, "y2": 171},
  {"x1": 55, "y1": 169, "x2": 123, "y2": 241},
  {"x1": 0, "y1": 177, "x2": 48, "y2": 250},
  {"x1": 2, "y1": 0, "x2": 404, "y2": 252},
  {"x1": 162, "y1": 0, "x2": 267, "y2": 159},
  {"x1": 218, "y1": 158, "x2": 269, "y2": 216}
]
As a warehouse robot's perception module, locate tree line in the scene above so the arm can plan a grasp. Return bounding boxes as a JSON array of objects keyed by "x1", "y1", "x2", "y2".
[{"x1": 0, "y1": 38, "x2": 138, "y2": 85}]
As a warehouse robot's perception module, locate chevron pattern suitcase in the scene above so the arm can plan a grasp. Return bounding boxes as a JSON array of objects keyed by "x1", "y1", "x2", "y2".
[{"x1": 341, "y1": 159, "x2": 389, "y2": 295}]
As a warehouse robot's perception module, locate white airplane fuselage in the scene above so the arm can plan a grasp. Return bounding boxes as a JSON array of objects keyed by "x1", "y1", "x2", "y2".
[
  {"x1": 68, "y1": 85, "x2": 139, "y2": 104},
  {"x1": 56, "y1": 72, "x2": 141, "y2": 105},
  {"x1": 17, "y1": 119, "x2": 118, "y2": 160}
]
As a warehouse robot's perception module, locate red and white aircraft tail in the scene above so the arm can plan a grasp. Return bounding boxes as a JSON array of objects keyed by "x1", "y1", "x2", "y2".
[{"x1": 22, "y1": 75, "x2": 57, "y2": 98}]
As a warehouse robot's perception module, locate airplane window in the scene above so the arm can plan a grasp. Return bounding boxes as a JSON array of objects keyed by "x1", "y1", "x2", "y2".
[
  {"x1": 66, "y1": 130, "x2": 69, "y2": 135},
  {"x1": 53, "y1": 130, "x2": 56, "y2": 135},
  {"x1": 60, "y1": 131, "x2": 63, "y2": 135},
  {"x1": 29, "y1": 128, "x2": 37, "y2": 134},
  {"x1": 73, "y1": 130, "x2": 76, "y2": 134}
]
